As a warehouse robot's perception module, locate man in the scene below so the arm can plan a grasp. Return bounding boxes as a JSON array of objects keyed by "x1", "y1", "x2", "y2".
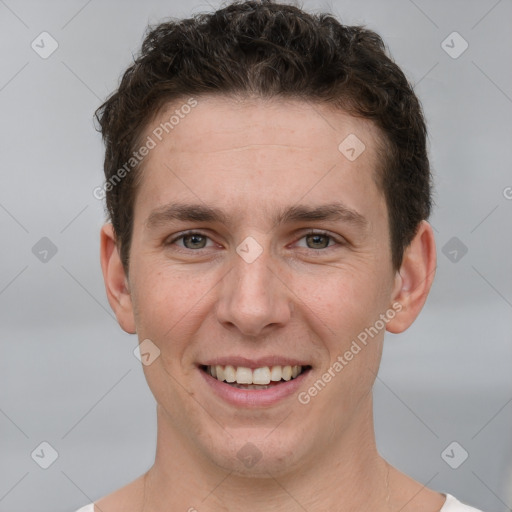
[{"x1": 78, "y1": 1, "x2": 485, "y2": 510}]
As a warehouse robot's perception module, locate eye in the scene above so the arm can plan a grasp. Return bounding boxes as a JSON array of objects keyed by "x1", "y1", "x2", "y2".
[
  {"x1": 165, "y1": 230, "x2": 343, "y2": 252},
  {"x1": 296, "y1": 231, "x2": 340, "y2": 250},
  {"x1": 167, "y1": 231, "x2": 214, "y2": 250}
]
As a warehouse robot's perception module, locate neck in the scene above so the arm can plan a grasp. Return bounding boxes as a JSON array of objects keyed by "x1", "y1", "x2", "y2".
[{"x1": 142, "y1": 397, "x2": 393, "y2": 512}]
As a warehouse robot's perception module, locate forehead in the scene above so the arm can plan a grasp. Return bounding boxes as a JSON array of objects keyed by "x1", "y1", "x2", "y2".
[
  {"x1": 134, "y1": 95, "x2": 386, "y2": 227},
  {"x1": 147, "y1": 95, "x2": 381, "y2": 160}
]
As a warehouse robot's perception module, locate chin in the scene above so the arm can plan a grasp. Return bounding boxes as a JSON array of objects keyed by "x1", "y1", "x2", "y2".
[{"x1": 199, "y1": 425, "x2": 309, "y2": 478}]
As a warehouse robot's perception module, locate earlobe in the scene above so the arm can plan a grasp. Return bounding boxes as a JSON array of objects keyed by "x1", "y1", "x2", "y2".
[
  {"x1": 386, "y1": 221, "x2": 437, "y2": 334},
  {"x1": 100, "y1": 223, "x2": 136, "y2": 334}
]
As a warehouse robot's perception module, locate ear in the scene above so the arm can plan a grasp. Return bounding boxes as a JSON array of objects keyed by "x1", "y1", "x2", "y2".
[
  {"x1": 386, "y1": 220, "x2": 436, "y2": 334},
  {"x1": 100, "y1": 223, "x2": 136, "y2": 334}
]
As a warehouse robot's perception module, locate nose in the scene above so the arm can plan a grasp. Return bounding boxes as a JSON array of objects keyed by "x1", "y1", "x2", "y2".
[{"x1": 215, "y1": 243, "x2": 292, "y2": 338}]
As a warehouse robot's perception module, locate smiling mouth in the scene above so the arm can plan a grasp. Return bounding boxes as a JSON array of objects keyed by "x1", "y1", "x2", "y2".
[{"x1": 200, "y1": 364, "x2": 312, "y2": 389}]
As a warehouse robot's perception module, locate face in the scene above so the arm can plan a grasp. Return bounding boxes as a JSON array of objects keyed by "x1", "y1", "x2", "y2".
[{"x1": 114, "y1": 96, "x2": 404, "y2": 476}]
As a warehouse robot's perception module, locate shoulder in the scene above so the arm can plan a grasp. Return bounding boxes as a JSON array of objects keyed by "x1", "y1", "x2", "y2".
[
  {"x1": 74, "y1": 505, "x2": 95, "y2": 512},
  {"x1": 441, "y1": 494, "x2": 485, "y2": 512},
  {"x1": 74, "y1": 473, "x2": 146, "y2": 512},
  {"x1": 386, "y1": 465, "x2": 481, "y2": 512}
]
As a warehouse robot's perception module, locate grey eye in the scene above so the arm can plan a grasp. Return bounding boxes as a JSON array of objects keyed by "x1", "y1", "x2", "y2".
[
  {"x1": 305, "y1": 233, "x2": 331, "y2": 249},
  {"x1": 181, "y1": 234, "x2": 208, "y2": 249}
]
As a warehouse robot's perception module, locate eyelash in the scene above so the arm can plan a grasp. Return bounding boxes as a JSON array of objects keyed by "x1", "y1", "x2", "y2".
[{"x1": 165, "y1": 230, "x2": 344, "y2": 252}]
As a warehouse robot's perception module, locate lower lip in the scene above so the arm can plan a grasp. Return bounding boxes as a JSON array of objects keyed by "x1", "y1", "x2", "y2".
[{"x1": 199, "y1": 367, "x2": 311, "y2": 407}]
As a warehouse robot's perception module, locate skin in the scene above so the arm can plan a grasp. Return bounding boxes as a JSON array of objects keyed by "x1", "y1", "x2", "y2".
[{"x1": 99, "y1": 96, "x2": 442, "y2": 511}]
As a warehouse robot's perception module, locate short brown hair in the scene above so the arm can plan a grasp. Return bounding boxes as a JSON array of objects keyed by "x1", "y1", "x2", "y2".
[{"x1": 95, "y1": 0, "x2": 431, "y2": 271}]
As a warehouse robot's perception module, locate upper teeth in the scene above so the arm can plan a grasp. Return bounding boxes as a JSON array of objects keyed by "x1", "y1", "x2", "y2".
[{"x1": 207, "y1": 365, "x2": 303, "y2": 385}]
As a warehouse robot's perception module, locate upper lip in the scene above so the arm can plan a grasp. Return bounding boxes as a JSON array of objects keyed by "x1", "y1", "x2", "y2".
[{"x1": 199, "y1": 356, "x2": 311, "y2": 369}]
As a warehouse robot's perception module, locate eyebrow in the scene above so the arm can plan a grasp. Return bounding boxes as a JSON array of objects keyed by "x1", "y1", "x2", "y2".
[{"x1": 145, "y1": 201, "x2": 368, "y2": 231}]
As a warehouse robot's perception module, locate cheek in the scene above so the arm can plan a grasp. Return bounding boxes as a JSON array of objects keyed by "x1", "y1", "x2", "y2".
[
  {"x1": 130, "y1": 261, "x2": 220, "y2": 354},
  {"x1": 295, "y1": 264, "x2": 389, "y2": 338},
  {"x1": 299, "y1": 269, "x2": 388, "y2": 418}
]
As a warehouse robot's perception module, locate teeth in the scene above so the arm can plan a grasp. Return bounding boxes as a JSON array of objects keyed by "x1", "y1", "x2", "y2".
[
  {"x1": 270, "y1": 366, "x2": 282, "y2": 381},
  {"x1": 224, "y1": 365, "x2": 236, "y2": 383},
  {"x1": 253, "y1": 367, "x2": 271, "y2": 385},
  {"x1": 215, "y1": 365, "x2": 225, "y2": 381},
  {"x1": 207, "y1": 364, "x2": 305, "y2": 385},
  {"x1": 230, "y1": 383, "x2": 273, "y2": 389},
  {"x1": 282, "y1": 366, "x2": 292, "y2": 381},
  {"x1": 236, "y1": 367, "x2": 253, "y2": 384}
]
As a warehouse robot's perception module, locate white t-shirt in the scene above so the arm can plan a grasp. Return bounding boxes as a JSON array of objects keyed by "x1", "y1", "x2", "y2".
[
  {"x1": 73, "y1": 494, "x2": 485, "y2": 511},
  {"x1": 442, "y1": 494, "x2": 484, "y2": 511}
]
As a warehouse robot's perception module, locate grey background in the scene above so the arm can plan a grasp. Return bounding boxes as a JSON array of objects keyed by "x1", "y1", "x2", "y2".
[{"x1": 0, "y1": 0, "x2": 511, "y2": 511}]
